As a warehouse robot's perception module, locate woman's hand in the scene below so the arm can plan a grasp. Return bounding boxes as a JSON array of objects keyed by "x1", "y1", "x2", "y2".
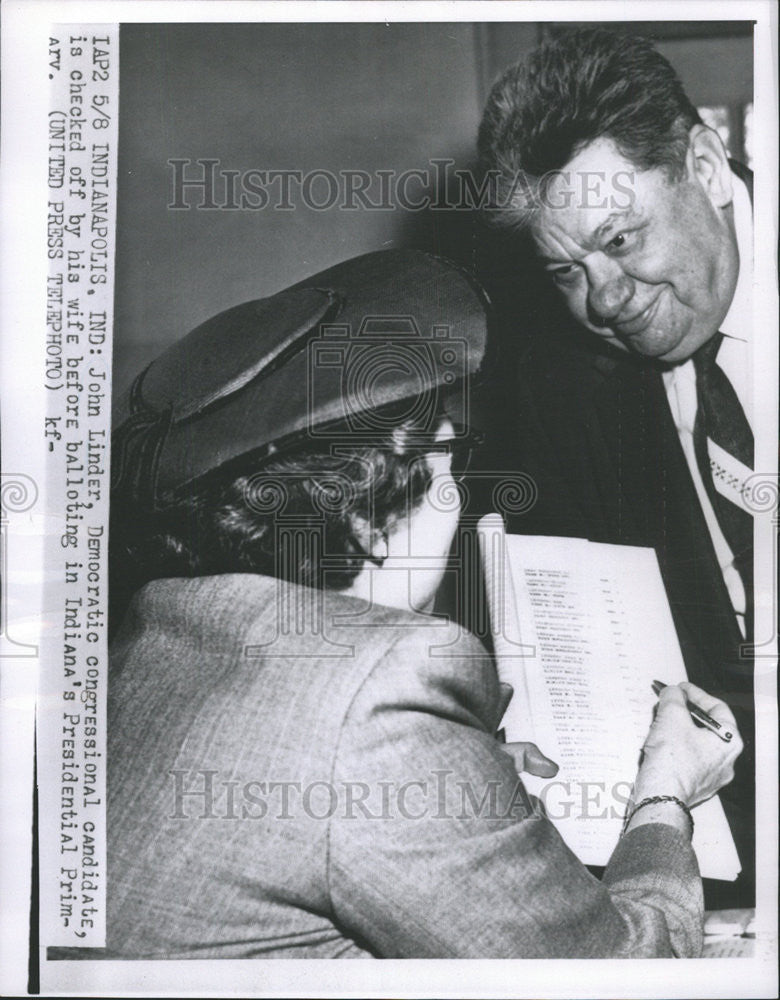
[
  {"x1": 632, "y1": 682, "x2": 743, "y2": 809},
  {"x1": 503, "y1": 741, "x2": 559, "y2": 778}
]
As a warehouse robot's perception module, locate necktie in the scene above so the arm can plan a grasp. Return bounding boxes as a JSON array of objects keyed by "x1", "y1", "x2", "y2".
[{"x1": 692, "y1": 333, "x2": 753, "y2": 632}]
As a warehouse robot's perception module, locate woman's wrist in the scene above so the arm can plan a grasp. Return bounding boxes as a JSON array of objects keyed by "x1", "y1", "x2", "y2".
[
  {"x1": 623, "y1": 795, "x2": 694, "y2": 839},
  {"x1": 632, "y1": 769, "x2": 688, "y2": 808}
]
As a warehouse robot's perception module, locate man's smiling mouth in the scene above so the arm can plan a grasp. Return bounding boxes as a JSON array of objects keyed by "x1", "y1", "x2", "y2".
[{"x1": 614, "y1": 293, "x2": 664, "y2": 337}]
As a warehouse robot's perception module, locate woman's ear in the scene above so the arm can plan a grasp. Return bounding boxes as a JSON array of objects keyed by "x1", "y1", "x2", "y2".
[
  {"x1": 349, "y1": 515, "x2": 388, "y2": 566},
  {"x1": 686, "y1": 123, "x2": 734, "y2": 209},
  {"x1": 370, "y1": 534, "x2": 389, "y2": 565}
]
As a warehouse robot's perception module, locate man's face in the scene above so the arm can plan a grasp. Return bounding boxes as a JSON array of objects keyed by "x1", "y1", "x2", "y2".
[{"x1": 530, "y1": 137, "x2": 739, "y2": 364}]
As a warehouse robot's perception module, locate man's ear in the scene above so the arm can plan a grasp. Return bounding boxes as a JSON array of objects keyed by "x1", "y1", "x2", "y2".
[{"x1": 685, "y1": 123, "x2": 734, "y2": 208}]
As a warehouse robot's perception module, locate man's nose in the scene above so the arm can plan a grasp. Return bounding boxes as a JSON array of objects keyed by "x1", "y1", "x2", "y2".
[{"x1": 586, "y1": 261, "x2": 634, "y2": 323}]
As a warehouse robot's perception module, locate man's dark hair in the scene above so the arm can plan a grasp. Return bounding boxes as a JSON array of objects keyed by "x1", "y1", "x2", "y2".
[
  {"x1": 109, "y1": 417, "x2": 435, "y2": 629},
  {"x1": 478, "y1": 28, "x2": 702, "y2": 226}
]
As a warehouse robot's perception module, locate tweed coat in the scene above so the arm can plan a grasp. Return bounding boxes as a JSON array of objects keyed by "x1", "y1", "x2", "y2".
[{"x1": 100, "y1": 573, "x2": 703, "y2": 958}]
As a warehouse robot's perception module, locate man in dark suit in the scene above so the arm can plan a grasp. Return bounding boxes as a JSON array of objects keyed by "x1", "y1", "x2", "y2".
[{"x1": 477, "y1": 28, "x2": 755, "y2": 906}]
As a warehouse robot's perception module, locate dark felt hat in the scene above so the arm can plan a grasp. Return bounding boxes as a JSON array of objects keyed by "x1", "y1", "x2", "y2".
[{"x1": 112, "y1": 249, "x2": 489, "y2": 508}]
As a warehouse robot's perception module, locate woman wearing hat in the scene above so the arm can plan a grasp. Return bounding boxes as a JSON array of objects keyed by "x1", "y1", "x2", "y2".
[{"x1": 102, "y1": 251, "x2": 741, "y2": 959}]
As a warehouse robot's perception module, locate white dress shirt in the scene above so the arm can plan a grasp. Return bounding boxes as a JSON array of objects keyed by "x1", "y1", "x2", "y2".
[{"x1": 662, "y1": 175, "x2": 753, "y2": 634}]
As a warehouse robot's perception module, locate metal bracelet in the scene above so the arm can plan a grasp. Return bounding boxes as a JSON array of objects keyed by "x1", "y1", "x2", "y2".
[{"x1": 623, "y1": 794, "x2": 694, "y2": 839}]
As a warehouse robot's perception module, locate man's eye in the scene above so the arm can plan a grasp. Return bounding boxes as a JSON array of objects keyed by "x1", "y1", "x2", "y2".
[
  {"x1": 606, "y1": 231, "x2": 631, "y2": 252},
  {"x1": 549, "y1": 265, "x2": 578, "y2": 285}
]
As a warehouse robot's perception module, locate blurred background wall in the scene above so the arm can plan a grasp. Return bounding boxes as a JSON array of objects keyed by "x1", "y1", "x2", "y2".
[{"x1": 114, "y1": 20, "x2": 753, "y2": 392}]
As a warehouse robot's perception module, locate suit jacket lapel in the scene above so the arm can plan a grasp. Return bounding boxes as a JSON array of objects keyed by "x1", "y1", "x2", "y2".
[{"x1": 589, "y1": 351, "x2": 744, "y2": 694}]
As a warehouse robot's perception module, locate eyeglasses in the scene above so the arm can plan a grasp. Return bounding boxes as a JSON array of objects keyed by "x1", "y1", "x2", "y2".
[
  {"x1": 403, "y1": 428, "x2": 484, "y2": 482},
  {"x1": 444, "y1": 429, "x2": 484, "y2": 481}
]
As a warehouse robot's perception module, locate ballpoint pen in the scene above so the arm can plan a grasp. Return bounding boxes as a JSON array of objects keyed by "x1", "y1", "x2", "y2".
[{"x1": 652, "y1": 680, "x2": 734, "y2": 742}]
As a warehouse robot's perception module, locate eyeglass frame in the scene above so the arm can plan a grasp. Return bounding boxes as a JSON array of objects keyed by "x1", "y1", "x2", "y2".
[{"x1": 397, "y1": 427, "x2": 485, "y2": 483}]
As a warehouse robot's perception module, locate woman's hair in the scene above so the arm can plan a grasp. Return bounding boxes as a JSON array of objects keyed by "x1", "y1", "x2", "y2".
[{"x1": 109, "y1": 414, "x2": 436, "y2": 628}]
